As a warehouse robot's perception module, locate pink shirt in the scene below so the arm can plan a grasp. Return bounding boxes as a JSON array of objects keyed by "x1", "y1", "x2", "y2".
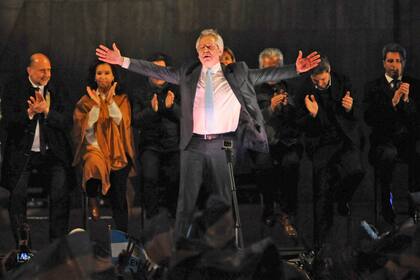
[{"x1": 193, "y1": 63, "x2": 241, "y2": 134}]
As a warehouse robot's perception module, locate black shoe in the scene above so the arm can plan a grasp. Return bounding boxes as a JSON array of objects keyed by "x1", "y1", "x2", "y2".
[{"x1": 337, "y1": 201, "x2": 351, "y2": 217}]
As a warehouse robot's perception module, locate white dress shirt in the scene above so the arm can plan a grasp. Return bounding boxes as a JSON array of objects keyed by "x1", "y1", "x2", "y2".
[
  {"x1": 28, "y1": 77, "x2": 45, "y2": 152},
  {"x1": 122, "y1": 58, "x2": 241, "y2": 134},
  {"x1": 193, "y1": 63, "x2": 241, "y2": 134}
]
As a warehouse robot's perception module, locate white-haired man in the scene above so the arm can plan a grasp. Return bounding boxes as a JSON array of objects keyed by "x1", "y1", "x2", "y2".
[{"x1": 96, "y1": 29, "x2": 320, "y2": 241}]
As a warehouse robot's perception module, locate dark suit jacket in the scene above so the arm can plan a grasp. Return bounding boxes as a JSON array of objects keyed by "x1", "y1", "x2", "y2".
[
  {"x1": 296, "y1": 72, "x2": 365, "y2": 184},
  {"x1": 255, "y1": 81, "x2": 301, "y2": 147},
  {"x1": 0, "y1": 77, "x2": 73, "y2": 190},
  {"x1": 296, "y1": 72, "x2": 363, "y2": 153},
  {"x1": 132, "y1": 80, "x2": 180, "y2": 152},
  {"x1": 126, "y1": 59, "x2": 299, "y2": 153},
  {"x1": 364, "y1": 75, "x2": 420, "y2": 147}
]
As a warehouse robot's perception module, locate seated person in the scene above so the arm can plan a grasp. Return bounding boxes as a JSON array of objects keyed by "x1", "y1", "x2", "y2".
[
  {"x1": 132, "y1": 53, "x2": 180, "y2": 218},
  {"x1": 364, "y1": 43, "x2": 420, "y2": 225},
  {"x1": 72, "y1": 60, "x2": 136, "y2": 232}
]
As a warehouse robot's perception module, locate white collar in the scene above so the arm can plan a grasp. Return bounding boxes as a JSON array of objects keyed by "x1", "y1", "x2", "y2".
[
  {"x1": 28, "y1": 77, "x2": 45, "y2": 92},
  {"x1": 202, "y1": 63, "x2": 222, "y2": 74},
  {"x1": 385, "y1": 73, "x2": 402, "y2": 83}
]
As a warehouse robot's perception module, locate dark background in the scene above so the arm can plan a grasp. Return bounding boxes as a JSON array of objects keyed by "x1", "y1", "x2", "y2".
[
  {"x1": 1, "y1": 0, "x2": 420, "y2": 102},
  {"x1": 1, "y1": 0, "x2": 420, "y2": 251}
]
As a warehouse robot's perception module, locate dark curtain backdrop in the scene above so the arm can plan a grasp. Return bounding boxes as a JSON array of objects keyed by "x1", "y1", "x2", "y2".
[
  {"x1": 1, "y1": 0, "x2": 420, "y2": 101},
  {"x1": 1, "y1": 0, "x2": 420, "y2": 204}
]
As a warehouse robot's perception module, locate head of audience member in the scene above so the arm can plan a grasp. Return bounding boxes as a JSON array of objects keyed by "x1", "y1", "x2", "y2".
[
  {"x1": 27, "y1": 53, "x2": 51, "y2": 87},
  {"x1": 220, "y1": 47, "x2": 236, "y2": 66},
  {"x1": 87, "y1": 60, "x2": 122, "y2": 94},
  {"x1": 148, "y1": 52, "x2": 172, "y2": 87},
  {"x1": 382, "y1": 43, "x2": 406, "y2": 79},
  {"x1": 310, "y1": 56, "x2": 331, "y2": 90},
  {"x1": 259, "y1": 48, "x2": 284, "y2": 69},
  {"x1": 196, "y1": 29, "x2": 224, "y2": 69}
]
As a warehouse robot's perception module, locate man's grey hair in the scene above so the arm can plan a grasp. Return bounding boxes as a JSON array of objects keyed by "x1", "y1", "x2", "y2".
[
  {"x1": 195, "y1": 29, "x2": 224, "y2": 51},
  {"x1": 258, "y1": 48, "x2": 284, "y2": 69}
]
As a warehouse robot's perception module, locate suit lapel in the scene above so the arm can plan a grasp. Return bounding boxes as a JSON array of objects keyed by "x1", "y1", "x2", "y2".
[{"x1": 185, "y1": 64, "x2": 202, "y2": 121}]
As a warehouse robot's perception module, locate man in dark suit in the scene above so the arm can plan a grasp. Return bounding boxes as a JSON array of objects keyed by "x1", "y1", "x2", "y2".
[
  {"x1": 96, "y1": 29, "x2": 320, "y2": 240},
  {"x1": 0, "y1": 53, "x2": 73, "y2": 246},
  {"x1": 132, "y1": 53, "x2": 181, "y2": 219},
  {"x1": 253, "y1": 48, "x2": 302, "y2": 236},
  {"x1": 295, "y1": 57, "x2": 364, "y2": 249},
  {"x1": 364, "y1": 43, "x2": 420, "y2": 225}
]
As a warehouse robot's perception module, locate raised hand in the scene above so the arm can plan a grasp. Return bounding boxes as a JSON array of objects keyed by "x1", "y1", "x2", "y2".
[
  {"x1": 105, "y1": 82, "x2": 117, "y2": 104},
  {"x1": 398, "y1": 82, "x2": 410, "y2": 102},
  {"x1": 151, "y1": 94, "x2": 158, "y2": 112},
  {"x1": 27, "y1": 92, "x2": 49, "y2": 115},
  {"x1": 86, "y1": 86, "x2": 100, "y2": 105},
  {"x1": 165, "y1": 90, "x2": 175, "y2": 109},
  {"x1": 341, "y1": 91, "x2": 353, "y2": 112},
  {"x1": 96, "y1": 43, "x2": 123, "y2": 66},
  {"x1": 305, "y1": 94, "x2": 318, "y2": 118},
  {"x1": 270, "y1": 94, "x2": 286, "y2": 111},
  {"x1": 295, "y1": 51, "x2": 321, "y2": 74}
]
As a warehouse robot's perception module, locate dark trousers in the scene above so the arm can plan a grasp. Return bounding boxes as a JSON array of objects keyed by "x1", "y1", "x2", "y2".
[
  {"x1": 372, "y1": 138, "x2": 420, "y2": 214},
  {"x1": 140, "y1": 149, "x2": 180, "y2": 218},
  {"x1": 311, "y1": 143, "x2": 342, "y2": 249},
  {"x1": 263, "y1": 144, "x2": 302, "y2": 216},
  {"x1": 86, "y1": 161, "x2": 131, "y2": 232},
  {"x1": 174, "y1": 136, "x2": 233, "y2": 241},
  {"x1": 8, "y1": 151, "x2": 69, "y2": 246}
]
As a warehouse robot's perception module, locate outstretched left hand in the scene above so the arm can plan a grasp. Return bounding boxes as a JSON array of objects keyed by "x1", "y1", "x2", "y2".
[{"x1": 295, "y1": 51, "x2": 321, "y2": 74}]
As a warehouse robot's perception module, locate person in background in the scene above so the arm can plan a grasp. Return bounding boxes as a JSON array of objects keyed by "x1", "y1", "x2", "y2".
[
  {"x1": 254, "y1": 48, "x2": 302, "y2": 237},
  {"x1": 132, "y1": 52, "x2": 180, "y2": 219},
  {"x1": 364, "y1": 43, "x2": 420, "y2": 225},
  {"x1": 72, "y1": 60, "x2": 135, "y2": 232},
  {"x1": 220, "y1": 47, "x2": 236, "y2": 66},
  {"x1": 295, "y1": 56, "x2": 364, "y2": 250},
  {"x1": 1, "y1": 53, "x2": 73, "y2": 245}
]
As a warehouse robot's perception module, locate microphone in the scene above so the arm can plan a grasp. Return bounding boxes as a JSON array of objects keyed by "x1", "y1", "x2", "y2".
[{"x1": 391, "y1": 74, "x2": 401, "y2": 90}]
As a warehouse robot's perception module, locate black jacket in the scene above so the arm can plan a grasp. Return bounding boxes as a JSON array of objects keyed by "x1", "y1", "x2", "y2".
[
  {"x1": 0, "y1": 77, "x2": 73, "y2": 190},
  {"x1": 255, "y1": 81, "x2": 301, "y2": 147},
  {"x1": 364, "y1": 75, "x2": 420, "y2": 146},
  {"x1": 132, "y1": 80, "x2": 180, "y2": 152}
]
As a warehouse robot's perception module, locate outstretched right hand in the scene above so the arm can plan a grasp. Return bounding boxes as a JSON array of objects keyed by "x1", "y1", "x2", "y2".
[
  {"x1": 305, "y1": 94, "x2": 318, "y2": 118},
  {"x1": 96, "y1": 43, "x2": 123, "y2": 66}
]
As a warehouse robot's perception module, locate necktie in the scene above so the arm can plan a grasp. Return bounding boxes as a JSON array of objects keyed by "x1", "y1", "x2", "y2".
[
  {"x1": 205, "y1": 69, "x2": 214, "y2": 132},
  {"x1": 390, "y1": 79, "x2": 400, "y2": 90},
  {"x1": 36, "y1": 87, "x2": 47, "y2": 155}
]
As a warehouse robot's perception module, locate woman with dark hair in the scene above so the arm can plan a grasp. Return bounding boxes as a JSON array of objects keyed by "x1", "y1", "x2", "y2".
[
  {"x1": 220, "y1": 47, "x2": 236, "y2": 66},
  {"x1": 72, "y1": 60, "x2": 135, "y2": 232}
]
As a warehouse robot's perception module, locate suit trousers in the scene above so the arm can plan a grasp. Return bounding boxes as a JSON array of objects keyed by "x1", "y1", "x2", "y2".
[
  {"x1": 140, "y1": 149, "x2": 180, "y2": 218},
  {"x1": 174, "y1": 136, "x2": 234, "y2": 241},
  {"x1": 372, "y1": 138, "x2": 420, "y2": 214},
  {"x1": 311, "y1": 142, "x2": 342, "y2": 249},
  {"x1": 8, "y1": 151, "x2": 69, "y2": 246}
]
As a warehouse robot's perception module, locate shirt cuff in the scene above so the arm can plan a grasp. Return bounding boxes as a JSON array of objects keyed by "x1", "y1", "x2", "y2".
[
  {"x1": 88, "y1": 106, "x2": 100, "y2": 128},
  {"x1": 121, "y1": 57, "x2": 131, "y2": 69},
  {"x1": 108, "y1": 102, "x2": 122, "y2": 125}
]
